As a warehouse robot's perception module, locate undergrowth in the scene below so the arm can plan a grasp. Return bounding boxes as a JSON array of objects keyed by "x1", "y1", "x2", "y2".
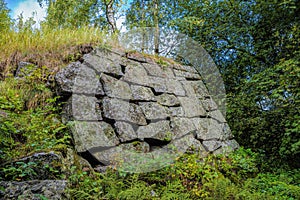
[{"x1": 66, "y1": 149, "x2": 300, "y2": 200}]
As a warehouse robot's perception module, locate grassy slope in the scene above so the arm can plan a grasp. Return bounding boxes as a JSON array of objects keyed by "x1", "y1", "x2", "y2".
[{"x1": 0, "y1": 27, "x2": 299, "y2": 200}]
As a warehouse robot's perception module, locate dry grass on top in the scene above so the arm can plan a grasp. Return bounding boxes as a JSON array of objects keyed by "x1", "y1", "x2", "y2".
[{"x1": 0, "y1": 26, "x2": 118, "y2": 79}]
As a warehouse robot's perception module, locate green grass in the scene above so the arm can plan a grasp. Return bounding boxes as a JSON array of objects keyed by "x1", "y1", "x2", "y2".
[
  {"x1": 65, "y1": 149, "x2": 300, "y2": 200},
  {"x1": 0, "y1": 25, "x2": 118, "y2": 78}
]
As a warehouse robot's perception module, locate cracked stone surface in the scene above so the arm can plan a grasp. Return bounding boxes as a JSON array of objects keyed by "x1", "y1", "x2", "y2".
[{"x1": 55, "y1": 47, "x2": 239, "y2": 166}]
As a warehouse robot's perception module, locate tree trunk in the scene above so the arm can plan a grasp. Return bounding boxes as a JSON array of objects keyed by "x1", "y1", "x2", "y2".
[
  {"x1": 105, "y1": 0, "x2": 117, "y2": 33},
  {"x1": 153, "y1": 0, "x2": 159, "y2": 55}
]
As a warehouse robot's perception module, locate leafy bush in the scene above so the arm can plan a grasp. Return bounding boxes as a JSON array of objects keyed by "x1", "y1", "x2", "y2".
[
  {"x1": 65, "y1": 148, "x2": 300, "y2": 199},
  {"x1": 0, "y1": 72, "x2": 70, "y2": 163}
]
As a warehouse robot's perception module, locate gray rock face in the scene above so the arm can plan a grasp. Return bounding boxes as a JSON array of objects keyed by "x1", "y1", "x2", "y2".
[
  {"x1": 103, "y1": 97, "x2": 147, "y2": 125},
  {"x1": 0, "y1": 152, "x2": 62, "y2": 181},
  {"x1": 15, "y1": 62, "x2": 38, "y2": 78},
  {"x1": 55, "y1": 47, "x2": 239, "y2": 166},
  {"x1": 0, "y1": 180, "x2": 67, "y2": 200}
]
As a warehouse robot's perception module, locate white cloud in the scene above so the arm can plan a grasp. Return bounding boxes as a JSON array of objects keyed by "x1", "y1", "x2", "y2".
[
  {"x1": 12, "y1": 0, "x2": 47, "y2": 26},
  {"x1": 116, "y1": 16, "x2": 126, "y2": 32}
]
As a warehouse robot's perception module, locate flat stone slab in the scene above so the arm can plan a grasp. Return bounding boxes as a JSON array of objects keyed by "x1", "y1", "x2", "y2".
[
  {"x1": 83, "y1": 54, "x2": 123, "y2": 76},
  {"x1": 178, "y1": 97, "x2": 206, "y2": 117},
  {"x1": 191, "y1": 118, "x2": 224, "y2": 140},
  {"x1": 103, "y1": 97, "x2": 147, "y2": 125},
  {"x1": 156, "y1": 93, "x2": 180, "y2": 106},
  {"x1": 139, "y1": 102, "x2": 169, "y2": 120},
  {"x1": 137, "y1": 120, "x2": 171, "y2": 140},
  {"x1": 166, "y1": 79, "x2": 186, "y2": 96},
  {"x1": 189, "y1": 81, "x2": 209, "y2": 98},
  {"x1": 71, "y1": 121, "x2": 119, "y2": 152},
  {"x1": 174, "y1": 69, "x2": 201, "y2": 80},
  {"x1": 170, "y1": 117, "x2": 197, "y2": 138},
  {"x1": 201, "y1": 97, "x2": 218, "y2": 111},
  {"x1": 114, "y1": 121, "x2": 137, "y2": 142},
  {"x1": 0, "y1": 180, "x2": 67, "y2": 200},
  {"x1": 169, "y1": 107, "x2": 185, "y2": 117},
  {"x1": 169, "y1": 134, "x2": 206, "y2": 154},
  {"x1": 131, "y1": 85, "x2": 155, "y2": 101},
  {"x1": 122, "y1": 63, "x2": 149, "y2": 85},
  {"x1": 55, "y1": 62, "x2": 104, "y2": 96},
  {"x1": 70, "y1": 94, "x2": 102, "y2": 121},
  {"x1": 209, "y1": 110, "x2": 226, "y2": 123},
  {"x1": 202, "y1": 140, "x2": 222, "y2": 152},
  {"x1": 172, "y1": 64, "x2": 199, "y2": 73},
  {"x1": 143, "y1": 63, "x2": 175, "y2": 78},
  {"x1": 101, "y1": 74, "x2": 132, "y2": 99}
]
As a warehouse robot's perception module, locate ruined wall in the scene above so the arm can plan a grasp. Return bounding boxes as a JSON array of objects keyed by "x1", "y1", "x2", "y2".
[{"x1": 55, "y1": 48, "x2": 239, "y2": 167}]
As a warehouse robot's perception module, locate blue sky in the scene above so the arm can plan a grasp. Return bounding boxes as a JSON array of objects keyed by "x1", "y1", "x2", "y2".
[
  {"x1": 4, "y1": 0, "x2": 126, "y2": 30},
  {"x1": 5, "y1": 0, "x2": 47, "y2": 23}
]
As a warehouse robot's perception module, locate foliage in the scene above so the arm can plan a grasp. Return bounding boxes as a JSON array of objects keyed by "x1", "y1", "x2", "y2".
[
  {"x1": 65, "y1": 149, "x2": 300, "y2": 199},
  {"x1": 161, "y1": 0, "x2": 300, "y2": 167},
  {"x1": 0, "y1": 72, "x2": 70, "y2": 163},
  {"x1": 0, "y1": 0, "x2": 12, "y2": 33},
  {"x1": 37, "y1": 0, "x2": 124, "y2": 31}
]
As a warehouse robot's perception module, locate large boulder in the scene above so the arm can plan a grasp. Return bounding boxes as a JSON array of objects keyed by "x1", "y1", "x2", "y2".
[{"x1": 55, "y1": 48, "x2": 239, "y2": 168}]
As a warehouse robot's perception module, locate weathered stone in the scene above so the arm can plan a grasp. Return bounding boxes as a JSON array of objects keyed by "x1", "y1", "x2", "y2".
[
  {"x1": 168, "y1": 134, "x2": 205, "y2": 154},
  {"x1": 181, "y1": 81, "x2": 197, "y2": 97},
  {"x1": 62, "y1": 148, "x2": 92, "y2": 173},
  {"x1": 83, "y1": 54, "x2": 123, "y2": 76},
  {"x1": 202, "y1": 140, "x2": 222, "y2": 152},
  {"x1": 125, "y1": 51, "x2": 149, "y2": 63},
  {"x1": 73, "y1": 64, "x2": 103, "y2": 95},
  {"x1": 139, "y1": 102, "x2": 169, "y2": 120},
  {"x1": 202, "y1": 97, "x2": 218, "y2": 111},
  {"x1": 224, "y1": 139, "x2": 240, "y2": 150},
  {"x1": 222, "y1": 123, "x2": 234, "y2": 139},
  {"x1": 0, "y1": 180, "x2": 67, "y2": 200},
  {"x1": 0, "y1": 152, "x2": 61, "y2": 181},
  {"x1": 172, "y1": 64, "x2": 198, "y2": 74},
  {"x1": 178, "y1": 97, "x2": 206, "y2": 117},
  {"x1": 191, "y1": 118, "x2": 224, "y2": 140},
  {"x1": 209, "y1": 110, "x2": 226, "y2": 123},
  {"x1": 169, "y1": 107, "x2": 185, "y2": 117},
  {"x1": 143, "y1": 63, "x2": 175, "y2": 78},
  {"x1": 92, "y1": 142, "x2": 151, "y2": 165},
  {"x1": 92, "y1": 146, "x2": 122, "y2": 165},
  {"x1": 114, "y1": 121, "x2": 137, "y2": 142},
  {"x1": 170, "y1": 117, "x2": 196, "y2": 138},
  {"x1": 137, "y1": 120, "x2": 171, "y2": 140},
  {"x1": 71, "y1": 121, "x2": 119, "y2": 152},
  {"x1": 166, "y1": 79, "x2": 186, "y2": 96},
  {"x1": 55, "y1": 47, "x2": 239, "y2": 166},
  {"x1": 189, "y1": 81, "x2": 209, "y2": 98},
  {"x1": 121, "y1": 141, "x2": 150, "y2": 153},
  {"x1": 122, "y1": 63, "x2": 148, "y2": 85},
  {"x1": 148, "y1": 76, "x2": 167, "y2": 93},
  {"x1": 131, "y1": 85, "x2": 155, "y2": 101},
  {"x1": 173, "y1": 69, "x2": 201, "y2": 80},
  {"x1": 100, "y1": 74, "x2": 132, "y2": 99},
  {"x1": 55, "y1": 62, "x2": 104, "y2": 96},
  {"x1": 103, "y1": 97, "x2": 147, "y2": 125},
  {"x1": 213, "y1": 140, "x2": 240, "y2": 155},
  {"x1": 64, "y1": 94, "x2": 102, "y2": 121},
  {"x1": 156, "y1": 94, "x2": 180, "y2": 106},
  {"x1": 15, "y1": 62, "x2": 37, "y2": 78},
  {"x1": 95, "y1": 48, "x2": 125, "y2": 59}
]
